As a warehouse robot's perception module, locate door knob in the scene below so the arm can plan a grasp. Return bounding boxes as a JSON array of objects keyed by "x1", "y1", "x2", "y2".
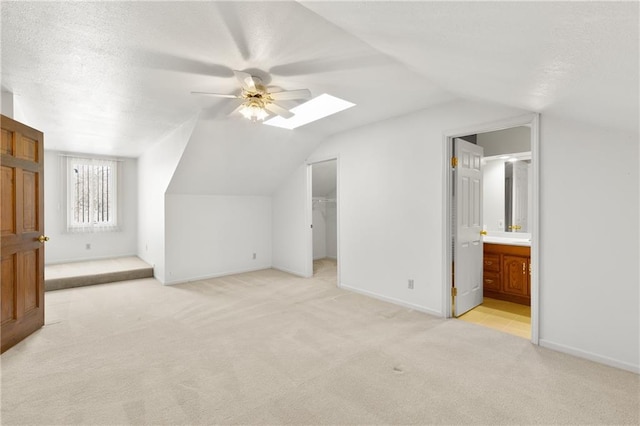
[
  {"x1": 480, "y1": 230, "x2": 487, "y2": 236},
  {"x1": 37, "y1": 235, "x2": 49, "y2": 243}
]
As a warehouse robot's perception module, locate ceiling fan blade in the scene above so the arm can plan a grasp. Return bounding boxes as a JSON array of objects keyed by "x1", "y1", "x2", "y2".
[
  {"x1": 191, "y1": 92, "x2": 240, "y2": 99},
  {"x1": 270, "y1": 55, "x2": 390, "y2": 77},
  {"x1": 233, "y1": 70, "x2": 256, "y2": 91},
  {"x1": 215, "y1": 2, "x2": 251, "y2": 61},
  {"x1": 200, "y1": 99, "x2": 244, "y2": 121},
  {"x1": 134, "y1": 49, "x2": 234, "y2": 77},
  {"x1": 264, "y1": 102, "x2": 294, "y2": 119},
  {"x1": 269, "y1": 89, "x2": 311, "y2": 101},
  {"x1": 228, "y1": 103, "x2": 246, "y2": 117}
]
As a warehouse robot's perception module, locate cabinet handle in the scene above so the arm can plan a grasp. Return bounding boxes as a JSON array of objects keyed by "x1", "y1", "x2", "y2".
[
  {"x1": 522, "y1": 263, "x2": 526, "y2": 274},
  {"x1": 485, "y1": 261, "x2": 493, "y2": 265},
  {"x1": 485, "y1": 279, "x2": 493, "y2": 284}
]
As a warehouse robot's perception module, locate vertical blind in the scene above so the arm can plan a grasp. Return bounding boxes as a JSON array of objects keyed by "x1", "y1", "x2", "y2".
[{"x1": 66, "y1": 156, "x2": 118, "y2": 232}]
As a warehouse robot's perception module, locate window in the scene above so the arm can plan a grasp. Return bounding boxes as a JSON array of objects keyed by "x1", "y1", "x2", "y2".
[{"x1": 66, "y1": 156, "x2": 118, "y2": 232}]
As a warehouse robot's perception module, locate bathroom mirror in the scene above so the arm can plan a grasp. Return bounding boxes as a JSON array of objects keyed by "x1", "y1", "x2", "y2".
[{"x1": 483, "y1": 152, "x2": 531, "y2": 233}]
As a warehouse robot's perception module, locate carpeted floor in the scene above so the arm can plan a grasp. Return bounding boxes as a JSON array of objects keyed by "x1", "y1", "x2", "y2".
[{"x1": 1, "y1": 259, "x2": 638, "y2": 425}]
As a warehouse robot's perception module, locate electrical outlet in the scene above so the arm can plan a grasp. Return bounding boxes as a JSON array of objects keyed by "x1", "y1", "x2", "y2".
[
  {"x1": 86, "y1": 243, "x2": 91, "y2": 250},
  {"x1": 252, "y1": 253, "x2": 257, "y2": 260},
  {"x1": 408, "y1": 279, "x2": 414, "y2": 289}
]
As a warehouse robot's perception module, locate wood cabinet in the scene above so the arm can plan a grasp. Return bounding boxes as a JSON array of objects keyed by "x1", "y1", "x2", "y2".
[{"x1": 483, "y1": 243, "x2": 530, "y2": 305}]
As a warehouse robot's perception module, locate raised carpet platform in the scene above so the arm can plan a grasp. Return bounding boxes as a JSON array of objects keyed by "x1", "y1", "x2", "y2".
[{"x1": 45, "y1": 256, "x2": 153, "y2": 291}]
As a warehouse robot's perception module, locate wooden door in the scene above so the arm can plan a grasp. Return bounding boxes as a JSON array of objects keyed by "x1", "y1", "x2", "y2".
[
  {"x1": 453, "y1": 138, "x2": 484, "y2": 316},
  {"x1": 1, "y1": 115, "x2": 45, "y2": 353}
]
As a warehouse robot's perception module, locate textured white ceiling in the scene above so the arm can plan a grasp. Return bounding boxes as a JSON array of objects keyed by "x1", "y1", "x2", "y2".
[
  {"x1": 303, "y1": 1, "x2": 639, "y2": 134},
  {"x1": 1, "y1": 1, "x2": 637, "y2": 195},
  {"x1": 1, "y1": 1, "x2": 453, "y2": 157}
]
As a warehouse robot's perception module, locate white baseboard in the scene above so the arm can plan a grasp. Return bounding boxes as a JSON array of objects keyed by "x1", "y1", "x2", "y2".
[
  {"x1": 163, "y1": 265, "x2": 271, "y2": 286},
  {"x1": 339, "y1": 282, "x2": 442, "y2": 317},
  {"x1": 539, "y1": 339, "x2": 639, "y2": 374}
]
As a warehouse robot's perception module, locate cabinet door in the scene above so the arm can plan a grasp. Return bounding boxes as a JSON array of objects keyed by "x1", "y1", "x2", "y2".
[{"x1": 502, "y1": 255, "x2": 528, "y2": 296}]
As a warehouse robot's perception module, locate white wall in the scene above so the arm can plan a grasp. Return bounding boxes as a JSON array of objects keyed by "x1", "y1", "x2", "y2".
[
  {"x1": 137, "y1": 117, "x2": 197, "y2": 283},
  {"x1": 164, "y1": 194, "x2": 272, "y2": 284},
  {"x1": 312, "y1": 204, "x2": 327, "y2": 259},
  {"x1": 275, "y1": 100, "x2": 528, "y2": 315},
  {"x1": 1, "y1": 91, "x2": 14, "y2": 118},
  {"x1": 312, "y1": 196, "x2": 337, "y2": 260},
  {"x1": 538, "y1": 114, "x2": 639, "y2": 372},
  {"x1": 272, "y1": 164, "x2": 310, "y2": 277},
  {"x1": 326, "y1": 190, "x2": 337, "y2": 259},
  {"x1": 477, "y1": 126, "x2": 530, "y2": 156},
  {"x1": 273, "y1": 99, "x2": 639, "y2": 372},
  {"x1": 44, "y1": 151, "x2": 138, "y2": 264}
]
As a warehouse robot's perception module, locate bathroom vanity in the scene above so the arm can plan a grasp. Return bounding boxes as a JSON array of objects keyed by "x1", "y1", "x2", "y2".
[{"x1": 483, "y1": 239, "x2": 531, "y2": 306}]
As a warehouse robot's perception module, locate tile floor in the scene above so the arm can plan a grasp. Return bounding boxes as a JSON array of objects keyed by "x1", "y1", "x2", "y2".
[{"x1": 458, "y1": 297, "x2": 531, "y2": 339}]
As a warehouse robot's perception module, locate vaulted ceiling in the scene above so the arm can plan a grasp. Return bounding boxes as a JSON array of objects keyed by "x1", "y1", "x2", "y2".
[
  {"x1": 303, "y1": 1, "x2": 639, "y2": 135},
  {"x1": 1, "y1": 1, "x2": 453, "y2": 157},
  {"x1": 2, "y1": 1, "x2": 637, "y2": 185}
]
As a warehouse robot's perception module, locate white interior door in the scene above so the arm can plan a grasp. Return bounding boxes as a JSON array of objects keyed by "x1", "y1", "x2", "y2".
[{"x1": 454, "y1": 138, "x2": 484, "y2": 316}]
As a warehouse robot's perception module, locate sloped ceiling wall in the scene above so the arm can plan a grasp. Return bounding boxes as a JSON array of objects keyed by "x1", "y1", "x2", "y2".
[
  {"x1": 166, "y1": 118, "x2": 324, "y2": 195},
  {"x1": 164, "y1": 1, "x2": 456, "y2": 196}
]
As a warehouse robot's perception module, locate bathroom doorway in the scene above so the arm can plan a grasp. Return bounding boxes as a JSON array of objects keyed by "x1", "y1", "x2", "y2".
[
  {"x1": 444, "y1": 114, "x2": 540, "y2": 343},
  {"x1": 309, "y1": 159, "x2": 338, "y2": 281}
]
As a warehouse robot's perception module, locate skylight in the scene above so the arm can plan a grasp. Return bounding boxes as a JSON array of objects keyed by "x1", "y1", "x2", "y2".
[{"x1": 263, "y1": 94, "x2": 355, "y2": 130}]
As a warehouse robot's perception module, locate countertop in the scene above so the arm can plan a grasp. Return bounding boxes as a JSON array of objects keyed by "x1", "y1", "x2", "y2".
[{"x1": 483, "y1": 235, "x2": 531, "y2": 247}]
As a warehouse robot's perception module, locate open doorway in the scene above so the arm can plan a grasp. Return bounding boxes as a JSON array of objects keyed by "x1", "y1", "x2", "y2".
[
  {"x1": 444, "y1": 114, "x2": 539, "y2": 343},
  {"x1": 309, "y1": 159, "x2": 338, "y2": 281}
]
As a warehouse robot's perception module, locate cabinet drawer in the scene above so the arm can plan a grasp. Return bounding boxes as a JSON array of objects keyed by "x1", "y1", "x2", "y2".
[
  {"x1": 483, "y1": 254, "x2": 500, "y2": 272},
  {"x1": 483, "y1": 271, "x2": 501, "y2": 291}
]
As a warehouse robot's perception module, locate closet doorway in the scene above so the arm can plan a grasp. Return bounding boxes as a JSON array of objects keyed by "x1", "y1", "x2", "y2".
[{"x1": 308, "y1": 159, "x2": 338, "y2": 281}]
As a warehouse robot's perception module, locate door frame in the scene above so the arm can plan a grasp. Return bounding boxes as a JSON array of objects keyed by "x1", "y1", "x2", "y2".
[
  {"x1": 305, "y1": 155, "x2": 340, "y2": 285},
  {"x1": 442, "y1": 113, "x2": 540, "y2": 344}
]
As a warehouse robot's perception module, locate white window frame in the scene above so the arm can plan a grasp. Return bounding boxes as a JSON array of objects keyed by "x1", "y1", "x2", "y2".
[{"x1": 65, "y1": 155, "x2": 119, "y2": 232}]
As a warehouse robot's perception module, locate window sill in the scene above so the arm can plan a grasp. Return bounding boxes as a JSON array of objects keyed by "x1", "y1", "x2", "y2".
[{"x1": 65, "y1": 226, "x2": 121, "y2": 234}]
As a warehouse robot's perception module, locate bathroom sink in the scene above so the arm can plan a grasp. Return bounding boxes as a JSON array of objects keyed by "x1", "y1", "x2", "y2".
[{"x1": 483, "y1": 236, "x2": 531, "y2": 246}]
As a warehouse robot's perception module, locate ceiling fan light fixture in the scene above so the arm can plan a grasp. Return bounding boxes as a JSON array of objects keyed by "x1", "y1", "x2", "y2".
[{"x1": 239, "y1": 101, "x2": 269, "y2": 122}]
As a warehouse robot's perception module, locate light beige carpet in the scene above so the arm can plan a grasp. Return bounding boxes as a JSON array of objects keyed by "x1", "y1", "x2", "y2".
[{"x1": 1, "y1": 259, "x2": 638, "y2": 425}]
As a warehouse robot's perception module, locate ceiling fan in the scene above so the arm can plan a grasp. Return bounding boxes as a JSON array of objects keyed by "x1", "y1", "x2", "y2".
[{"x1": 192, "y1": 70, "x2": 311, "y2": 122}]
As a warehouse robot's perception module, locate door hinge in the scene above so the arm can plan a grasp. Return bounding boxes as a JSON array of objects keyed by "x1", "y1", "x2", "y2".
[
  {"x1": 451, "y1": 287, "x2": 457, "y2": 297},
  {"x1": 451, "y1": 157, "x2": 458, "y2": 168}
]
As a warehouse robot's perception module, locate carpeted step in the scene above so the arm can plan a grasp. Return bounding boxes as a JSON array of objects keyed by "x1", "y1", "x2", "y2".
[{"x1": 45, "y1": 256, "x2": 154, "y2": 291}]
